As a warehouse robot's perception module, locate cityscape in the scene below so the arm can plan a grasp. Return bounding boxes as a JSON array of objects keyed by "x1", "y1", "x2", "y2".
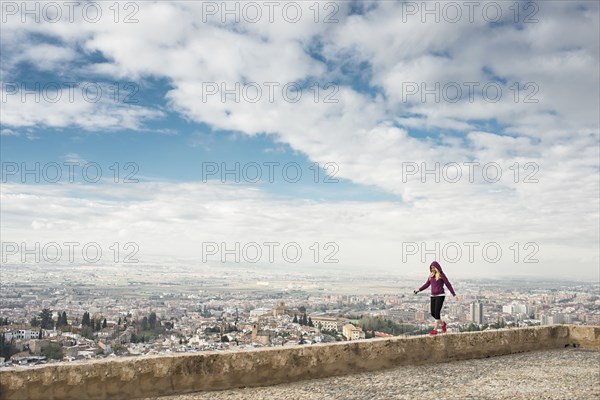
[
  {"x1": 1, "y1": 1, "x2": 598, "y2": 399},
  {"x1": 1, "y1": 262, "x2": 598, "y2": 367}
]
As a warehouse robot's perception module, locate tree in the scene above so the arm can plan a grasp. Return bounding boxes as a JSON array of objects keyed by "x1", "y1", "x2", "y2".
[
  {"x1": 141, "y1": 317, "x2": 149, "y2": 331},
  {"x1": 308, "y1": 317, "x2": 314, "y2": 327},
  {"x1": 58, "y1": 311, "x2": 68, "y2": 327},
  {"x1": 459, "y1": 323, "x2": 481, "y2": 332},
  {"x1": 39, "y1": 309, "x2": 53, "y2": 330},
  {"x1": 41, "y1": 343, "x2": 63, "y2": 360},
  {"x1": 117, "y1": 317, "x2": 121, "y2": 326},
  {"x1": 0, "y1": 334, "x2": 19, "y2": 360},
  {"x1": 95, "y1": 319, "x2": 101, "y2": 332},
  {"x1": 30, "y1": 317, "x2": 40, "y2": 328},
  {"x1": 299, "y1": 306, "x2": 307, "y2": 314},
  {"x1": 80, "y1": 326, "x2": 94, "y2": 339},
  {"x1": 148, "y1": 312, "x2": 157, "y2": 330},
  {"x1": 293, "y1": 314, "x2": 298, "y2": 323},
  {"x1": 102, "y1": 318, "x2": 107, "y2": 329},
  {"x1": 82, "y1": 312, "x2": 90, "y2": 327},
  {"x1": 358, "y1": 316, "x2": 417, "y2": 335},
  {"x1": 204, "y1": 326, "x2": 220, "y2": 334}
]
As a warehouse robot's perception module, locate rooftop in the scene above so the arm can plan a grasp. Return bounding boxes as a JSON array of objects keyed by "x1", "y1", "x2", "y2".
[{"x1": 147, "y1": 348, "x2": 600, "y2": 400}]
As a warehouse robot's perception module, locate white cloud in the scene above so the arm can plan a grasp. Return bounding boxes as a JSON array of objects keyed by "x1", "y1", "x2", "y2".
[
  {"x1": 1, "y1": 84, "x2": 164, "y2": 131},
  {"x1": 1, "y1": 181, "x2": 597, "y2": 279},
  {"x1": 0, "y1": 128, "x2": 19, "y2": 136},
  {"x1": 13, "y1": 43, "x2": 77, "y2": 72},
  {"x1": 1, "y1": 1, "x2": 598, "y2": 278},
  {"x1": 63, "y1": 152, "x2": 86, "y2": 164}
]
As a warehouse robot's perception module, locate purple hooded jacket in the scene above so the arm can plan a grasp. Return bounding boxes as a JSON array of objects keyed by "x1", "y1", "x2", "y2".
[{"x1": 418, "y1": 261, "x2": 456, "y2": 296}]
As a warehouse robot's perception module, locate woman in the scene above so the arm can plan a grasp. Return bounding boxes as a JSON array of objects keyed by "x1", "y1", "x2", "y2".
[{"x1": 414, "y1": 261, "x2": 459, "y2": 335}]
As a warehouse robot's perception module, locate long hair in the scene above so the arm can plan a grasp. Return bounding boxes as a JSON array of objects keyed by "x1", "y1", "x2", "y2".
[{"x1": 430, "y1": 265, "x2": 441, "y2": 281}]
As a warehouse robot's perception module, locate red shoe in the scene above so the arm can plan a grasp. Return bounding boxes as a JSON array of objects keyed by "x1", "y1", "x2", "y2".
[
  {"x1": 442, "y1": 321, "x2": 447, "y2": 333},
  {"x1": 429, "y1": 329, "x2": 437, "y2": 335}
]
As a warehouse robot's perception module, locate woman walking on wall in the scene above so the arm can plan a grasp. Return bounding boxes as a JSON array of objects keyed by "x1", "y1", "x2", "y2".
[{"x1": 414, "y1": 261, "x2": 459, "y2": 335}]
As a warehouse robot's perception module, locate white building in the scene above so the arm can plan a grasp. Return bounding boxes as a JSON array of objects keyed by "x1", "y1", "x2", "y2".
[
  {"x1": 342, "y1": 324, "x2": 365, "y2": 341},
  {"x1": 542, "y1": 313, "x2": 568, "y2": 325},
  {"x1": 502, "y1": 305, "x2": 513, "y2": 314},
  {"x1": 311, "y1": 316, "x2": 339, "y2": 332},
  {"x1": 503, "y1": 303, "x2": 529, "y2": 315},
  {"x1": 470, "y1": 302, "x2": 484, "y2": 324},
  {"x1": 249, "y1": 308, "x2": 271, "y2": 320},
  {"x1": 4, "y1": 329, "x2": 37, "y2": 341}
]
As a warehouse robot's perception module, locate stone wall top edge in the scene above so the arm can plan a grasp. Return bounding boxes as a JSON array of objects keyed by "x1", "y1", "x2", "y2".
[{"x1": 0, "y1": 324, "x2": 591, "y2": 374}]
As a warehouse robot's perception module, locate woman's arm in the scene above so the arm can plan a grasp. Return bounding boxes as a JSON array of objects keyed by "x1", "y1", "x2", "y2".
[
  {"x1": 417, "y1": 278, "x2": 431, "y2": 292},
  {"x1": 442, "y1": 274, "x2": 456, "y2": 296}
]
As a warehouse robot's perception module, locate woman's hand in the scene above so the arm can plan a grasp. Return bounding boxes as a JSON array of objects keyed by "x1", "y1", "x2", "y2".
[
  {"x1": 454, "y1": 295, "x2": 460, "y2": 301},
  {"x1": 413, "y1": 289, "x2": 419, "y2": 295}
]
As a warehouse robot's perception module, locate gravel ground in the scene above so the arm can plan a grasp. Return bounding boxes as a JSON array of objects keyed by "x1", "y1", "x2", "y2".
[{"x1": 146, "y1": 349, "x2": 600, "y2": 400}]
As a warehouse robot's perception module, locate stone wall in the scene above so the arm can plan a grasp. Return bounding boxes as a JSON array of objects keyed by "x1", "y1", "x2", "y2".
[{"x1": 1, "y1": 324, "x2": 598, "y2": 400}]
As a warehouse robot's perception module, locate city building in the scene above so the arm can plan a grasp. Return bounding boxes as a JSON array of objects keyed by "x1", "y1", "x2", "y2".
[
  {"x1": 470, "y1": 301, "x2": 484, "y2": 324},
  {"x1": 502, "y1": 303, "x2": 529, "y2": 315},
  {"x1": 4, "y1": 329, "x2": 37, "y2": 341},
  {"x1": 414, "y1": 311, "x2": 426, "y2": 321},
  {"x1": 342, "y1": 324, "x2": 365, "y2": 341},
  {"x1": 311, "y1": 316, "x2": 339, "y2": 332},
  {"x1": 249, "y1": 308, "x2": 271, "y2": 320},
  {"x1": 541, "y1": 313, "x2": 569, "y2": 325},
  {"x1": 272, "y1": 302, "x2": 287, "y2": 317}
]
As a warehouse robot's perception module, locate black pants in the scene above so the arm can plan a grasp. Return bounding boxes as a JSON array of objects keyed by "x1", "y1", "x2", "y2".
[{"x1": 430, "y1": 296, "x2": 445, "y2": 320}]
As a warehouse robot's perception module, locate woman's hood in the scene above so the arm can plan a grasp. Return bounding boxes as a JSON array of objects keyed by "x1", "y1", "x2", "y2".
[{"x1": 430, "y1": 261, "x2": 444, "y2": 273}]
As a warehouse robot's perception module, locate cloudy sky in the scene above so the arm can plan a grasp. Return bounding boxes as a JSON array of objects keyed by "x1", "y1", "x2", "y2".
[{"x1": 1, "y1": 1, "x2": 598, "y2": 280}]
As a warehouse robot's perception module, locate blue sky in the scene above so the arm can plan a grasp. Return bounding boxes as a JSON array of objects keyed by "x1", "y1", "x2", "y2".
[
  {"x1": 1, "y1": 1, "x2": 599, "y2": 279},
  {"x1": 1, "y1": 124, "x2": 401, "y2": 202}
]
